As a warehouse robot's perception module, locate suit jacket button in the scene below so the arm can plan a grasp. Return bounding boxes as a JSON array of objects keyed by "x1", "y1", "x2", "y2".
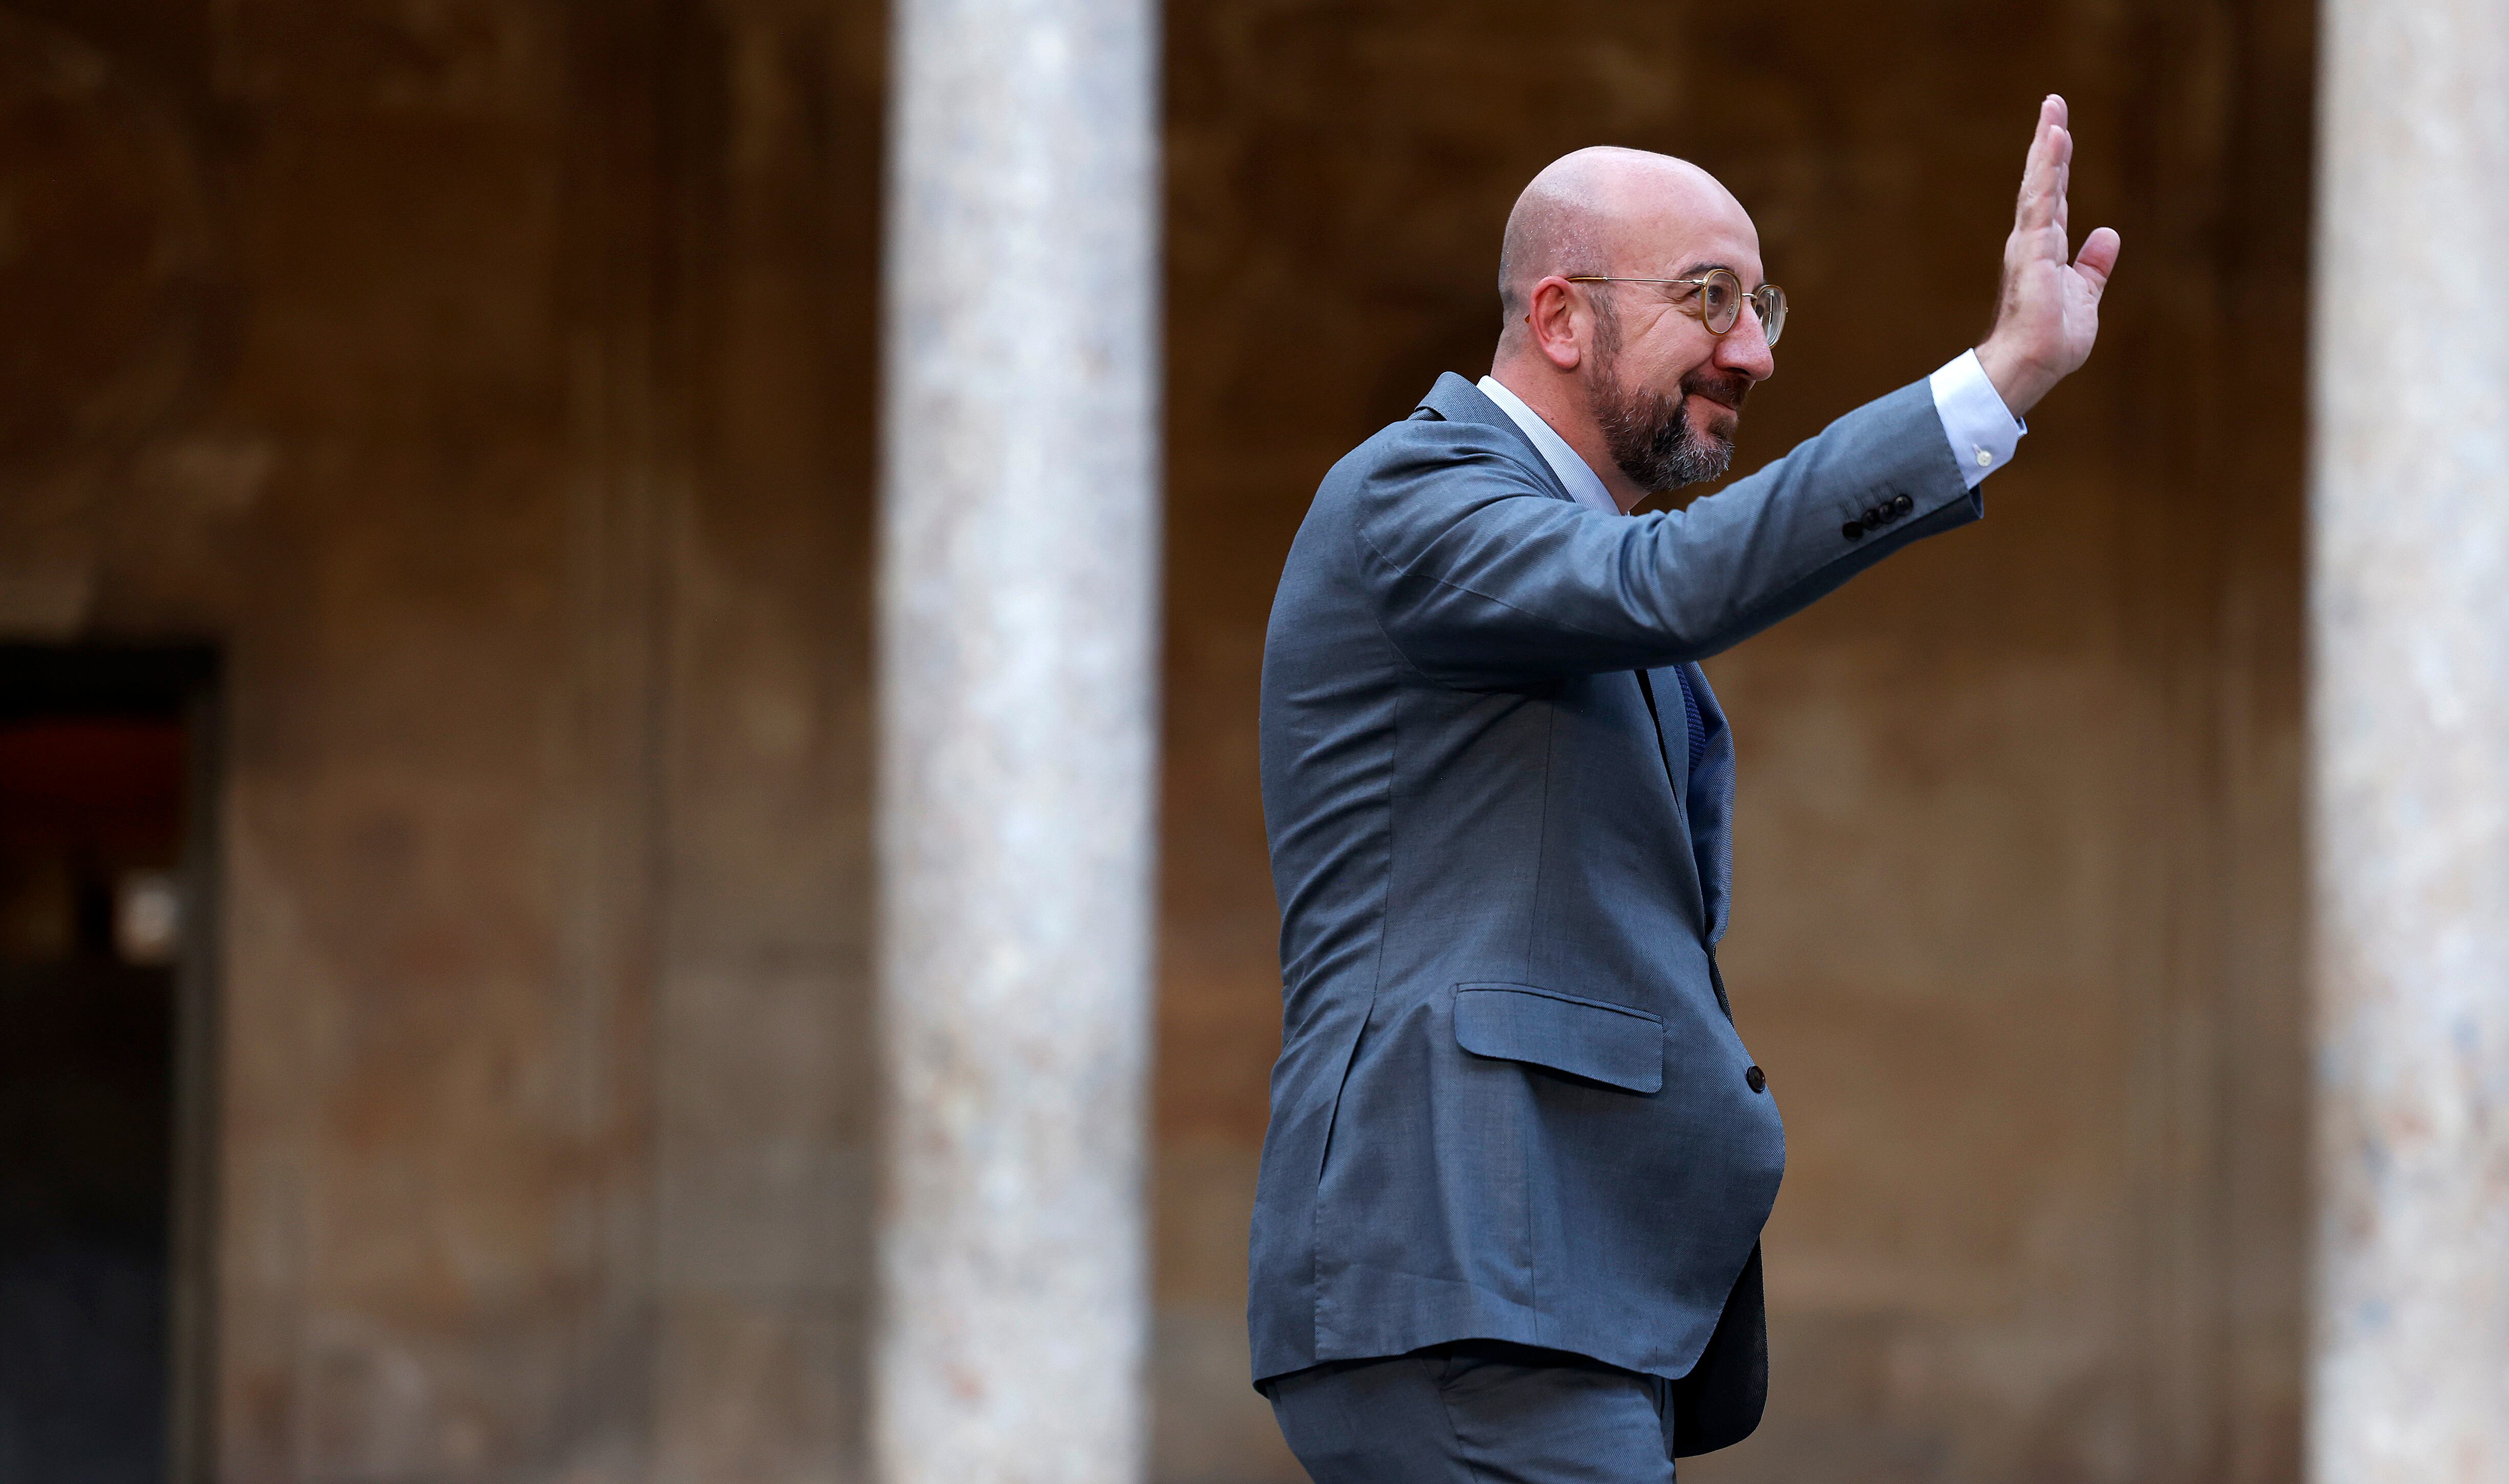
[
  {"x1": 1892, "y1": 493, "x2": 1915, "y2": 516},
  {"x1": 1745, "y1": 1065, "x2": 1766, "y2": 1093},
  {"x1": 1842, "y1": 521, "x2": 1864, "y2": 540}
]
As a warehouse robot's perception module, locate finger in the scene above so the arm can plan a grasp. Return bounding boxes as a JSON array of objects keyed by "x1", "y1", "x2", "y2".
[
  {"x1": 2018, "y1": 101, "x2": 2056, "y2": 211},
  {"x1": 2016, "y1": 96, "x2": 2064, "y2": 232},
  {"x1": 2072, "y1": 226, "x2": 2122, "y2": 295},
  {"x1": 2051, "y1": 125, "x2": 2072, "y2": 236}
]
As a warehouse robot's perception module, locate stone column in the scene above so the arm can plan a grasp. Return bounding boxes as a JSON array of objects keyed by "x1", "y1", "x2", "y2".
[
  {"x1": 2309, "y1": 1, "x2": 2509, "y2": 1477},
  {"x1": 873, "y1": 0, "x2": 1159, "y2": 1480}
]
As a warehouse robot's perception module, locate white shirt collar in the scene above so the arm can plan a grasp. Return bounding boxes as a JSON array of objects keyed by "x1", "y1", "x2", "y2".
[{"x1": 1475, "y1": 375, "x2": 1622, "y2": 517}]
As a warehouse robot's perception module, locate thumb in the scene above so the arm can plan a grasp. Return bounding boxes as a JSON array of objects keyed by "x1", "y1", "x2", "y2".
[{"x1": 2072, "y1": 226, "x2": 2122, "y2": 296}]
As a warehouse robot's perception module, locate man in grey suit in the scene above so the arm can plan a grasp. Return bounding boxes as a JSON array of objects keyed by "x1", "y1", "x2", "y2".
[{"x1": 1248, "y1": 97, "x2": 2121, "y2": 1480}]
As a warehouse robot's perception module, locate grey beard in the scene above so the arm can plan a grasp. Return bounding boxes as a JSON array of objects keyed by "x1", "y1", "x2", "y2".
[{"x1": 1588, "y1": 375, "x2": 1733, "y2": 493}]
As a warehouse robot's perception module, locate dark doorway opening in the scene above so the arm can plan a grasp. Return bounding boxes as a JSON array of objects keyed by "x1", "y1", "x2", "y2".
[{"x1": 0, "y1": 646, "x2": 218, "y2": 1484}]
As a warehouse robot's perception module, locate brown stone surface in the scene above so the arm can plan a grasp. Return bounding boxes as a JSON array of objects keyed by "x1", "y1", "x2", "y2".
[
  {"x1": 5, "y1": 0, "x2": 882, "y2": 1475},
  {"x1": 0, "y1": 0, "x2": 2307, "y2": 1478}
]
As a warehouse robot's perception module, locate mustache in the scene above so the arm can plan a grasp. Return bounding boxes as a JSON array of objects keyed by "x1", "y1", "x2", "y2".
[{"x1": 1680, "y1": 368, "x2": 1755, "y2": 410}]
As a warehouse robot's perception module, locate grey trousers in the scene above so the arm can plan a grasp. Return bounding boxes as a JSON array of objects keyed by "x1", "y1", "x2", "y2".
[{"x1": 1262, "y1": 1343, "x2": 1677, "y2": 1484}]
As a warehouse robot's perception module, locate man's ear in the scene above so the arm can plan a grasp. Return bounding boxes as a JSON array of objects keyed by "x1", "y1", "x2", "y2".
[{"x1": 1527, "y1": 276, "x2": 1585, "y2": 372}]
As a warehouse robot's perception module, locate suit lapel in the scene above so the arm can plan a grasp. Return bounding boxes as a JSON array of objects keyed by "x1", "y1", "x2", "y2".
[
  {"x1": 1429, "y1": 374, "x2": 1721, "y2": 920},
  {"x1": 1683, "y1": 664, "x2": 1736, "y2": 943},
  {"x1": 1633, "y1": 667, "x2": 1687, "y2": 813}
]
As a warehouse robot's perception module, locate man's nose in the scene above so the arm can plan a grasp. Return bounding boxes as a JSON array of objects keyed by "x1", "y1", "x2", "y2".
[{"x1": 1717, "y1": 308, "x2": 1777, "y2": 382}]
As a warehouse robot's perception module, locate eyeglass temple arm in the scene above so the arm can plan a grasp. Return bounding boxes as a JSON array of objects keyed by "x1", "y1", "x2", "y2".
[{"x1": 1563, "y1": 275, "x2": 1777, "y2": 299}]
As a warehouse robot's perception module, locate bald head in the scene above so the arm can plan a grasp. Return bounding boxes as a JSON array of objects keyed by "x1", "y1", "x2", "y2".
[
  {"x1": 1496, "y1": 148, "x2": 1750, "y2": 329},
  {"x1": 1486, "y1": 147, "x2": 1776, "y2": 510}
]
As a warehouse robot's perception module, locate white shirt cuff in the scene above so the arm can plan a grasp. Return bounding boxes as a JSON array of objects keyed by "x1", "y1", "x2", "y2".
[{"x1": 1929, "y1": 348, "x2": 2024, "y2": 489}]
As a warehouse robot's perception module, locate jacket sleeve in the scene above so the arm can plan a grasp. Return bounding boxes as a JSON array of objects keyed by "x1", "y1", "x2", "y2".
[{"x1": 1352, "y1": 380, "x2": 1979, "y2": 687}]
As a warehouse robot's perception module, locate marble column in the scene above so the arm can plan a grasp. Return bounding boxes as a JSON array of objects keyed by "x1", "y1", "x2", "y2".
[
  {"x1": 2309, "y1": 0, "x2": 2509, "y2": 1476},
  {"x1": 873, "y1": 1, "x2": 1160, "y2": 1480}
]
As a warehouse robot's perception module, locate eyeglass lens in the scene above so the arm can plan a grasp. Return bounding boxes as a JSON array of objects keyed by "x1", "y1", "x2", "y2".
[
  {"x1": 1697, "y1": 271, "x2": 1742, "y2": 334},
  {"x1": 1757, "y1": 285, "x2": 1786, "y2": 346},
  {"x1": 1695, "y1": 271, "x2": 1786, "y2": 346}
]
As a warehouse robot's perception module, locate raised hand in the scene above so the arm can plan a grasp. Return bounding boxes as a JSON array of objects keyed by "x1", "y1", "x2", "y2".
[{"x1": 1976, "y1": 95, "x2": 2122, "y2": 418}]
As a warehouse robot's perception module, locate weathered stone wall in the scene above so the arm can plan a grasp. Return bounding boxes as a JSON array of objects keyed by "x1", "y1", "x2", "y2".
[
  {"x1": 3, "y1": 1, "x2": 886, "y2": 1474},
  {"x1": 0, "y1": 0, "x2": 2310, "y2": 1479}
]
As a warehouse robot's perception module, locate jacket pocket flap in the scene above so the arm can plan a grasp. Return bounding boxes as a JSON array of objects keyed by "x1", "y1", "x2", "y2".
[{"x1": 1453, "y1": 984, "x2": 1664, "y2": 1094}]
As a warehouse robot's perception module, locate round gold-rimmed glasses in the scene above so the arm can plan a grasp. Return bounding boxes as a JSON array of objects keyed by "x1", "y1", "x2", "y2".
[{"x1": 1565, "y1": 269, "x2": 1787, "y2": 346}]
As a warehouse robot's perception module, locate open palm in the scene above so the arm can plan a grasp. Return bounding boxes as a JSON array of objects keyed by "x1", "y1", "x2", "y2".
[{"x1": 1978, "y1": 95, "x2": 2122, "y2": 417}]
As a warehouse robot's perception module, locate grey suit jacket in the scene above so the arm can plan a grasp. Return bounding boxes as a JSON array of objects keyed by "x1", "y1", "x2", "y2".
[{"x1": 1249, "y1": 373, "x2": 1979, "y2": 1428}]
